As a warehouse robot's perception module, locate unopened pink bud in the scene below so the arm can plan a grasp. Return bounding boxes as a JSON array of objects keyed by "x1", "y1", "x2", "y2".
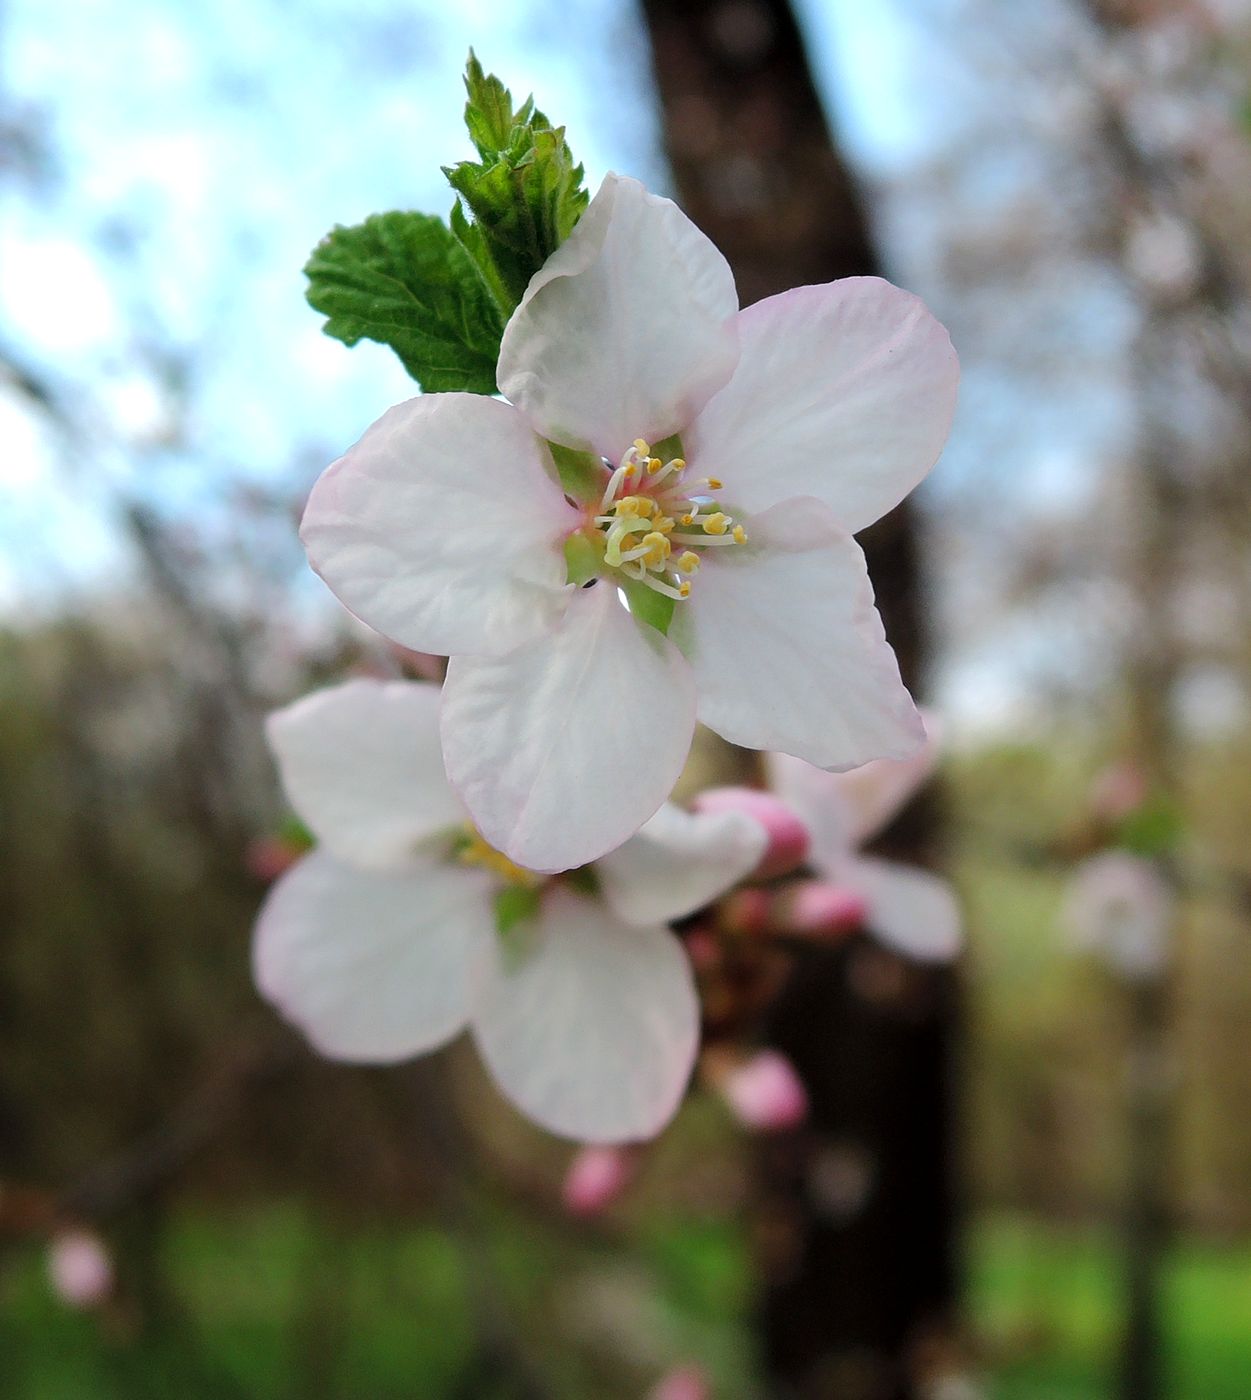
[
  {"x1": 561, "y1": 1145, "x2": 636, "y2": 1217},
  {"x1": 1089, "y1": 761, "x2": 1148, "y2": 822},
  {"x1": 649, "y1": 1365, "x2": 712, "y2": 1400},
  {"x1": 683, "y1": 927, "x2": 722, "y2": 973},
  {"x1": 693, "y1": 787, "x2": 809, "y2": 879},
  {"x1": 778, "y1": 880, "x2": 867, "y2": 937},
  {"x1": 719, "y1": 1050, "x2": 808, "y2": 1132},
  {"x1": 48, "y1": 1230, "x2": 112, "y2": 1309},
  {"x1": 245, "y1": 835, "x2": 301, "y2": 882},
  {"x1": 715, "y1": 886, "x2": 771, "y2": 936}
]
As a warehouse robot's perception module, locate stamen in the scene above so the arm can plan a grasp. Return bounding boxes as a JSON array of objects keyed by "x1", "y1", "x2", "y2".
[
  {"x1": 589, "y1": 436, "x2": 747, "y2": 603},
  {"x1": 671, "y1": 532, "x2": 742, "y2": 547}
]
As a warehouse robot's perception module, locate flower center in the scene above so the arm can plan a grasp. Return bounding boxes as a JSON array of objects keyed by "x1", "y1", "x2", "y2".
[
  {"x1": 592, "y1": 438, "x2": 747, "y2": 601},
  {"x1": 456, "y1": 827, "x2": 543, "y2": 888}
]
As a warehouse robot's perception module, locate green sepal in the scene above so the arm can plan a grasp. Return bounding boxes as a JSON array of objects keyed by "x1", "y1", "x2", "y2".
[
  {"x1": 278, "y1": 816, "x2": 315, "y2": 851},
  {"x1": 547, "y1": 441, "x2": 604, "y2": 502},
  {"x1": 651, "y1": 432, "x2": 685, "y2": 464},
  {"x1": 304, "y1": 211, "x2": 503, "y2": 392},
  {"x1": 563, "y1": 531, "x2": 603, "y2": 586},
  {"x1": 563, "y1": 866, "x2": 599, "y2": 897},
  {"x1": 621, "y1": 576, "x2": 677, "y2": 636},
  {"x1": 494, "y1": 885, "x2": 542, "y2": 938}
]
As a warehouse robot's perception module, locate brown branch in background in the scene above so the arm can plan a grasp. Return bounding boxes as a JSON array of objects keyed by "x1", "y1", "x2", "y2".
[{"x1": 637, "y1": 3, "x2": 959, "y2": 1397}]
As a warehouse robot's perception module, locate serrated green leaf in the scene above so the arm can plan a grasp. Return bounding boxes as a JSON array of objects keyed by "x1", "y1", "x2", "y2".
[
  {"x1": 305, "y1": 211, "x2": 503, "y2": 392},
  {"x1": 463, "y1": 48, "x2": 523, "y2": 157},
  {"x1": 444, "y1": 53, "x2": 589, "y2": 313}
]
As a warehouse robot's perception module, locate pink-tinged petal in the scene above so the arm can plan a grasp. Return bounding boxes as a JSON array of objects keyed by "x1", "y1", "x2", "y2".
[
  {"x1": 253, "y1": 850, "x2": 493, "y2": 1062},
  {"x1": 687, "y1": 277, "x2": 958, "y2": 533},
  {"x1": 561, "y1": 1144, "x2": 638, "y2": 1216},
  {"x1": 766, "y1": 709, "x2": 941, "y2": 858},
  {"x1": 595, "y1": 802, "x2": 767, "y2": 927},
  {"x1": 670, "y1": 498, "x2": 923, "y2": 772},
  {"x1": 267, "y1": 679, "x2": 463, "y2": 868},
  {"x1": 441, "y1": 583, "x2": 696, "y2": 873},
  {"x1": 852, "y1": 857, "x2": 962, "y2": 963},
  {"x1": 497, "y1": 173, "x2": 739, "y2": 461},
  {"x1": 471, "y1": 887, "x2": 698, "y2": 1143},
  {"x1": 690, "y1": 786, "x2": 810, "y2": 879},
  {"x1": 301, "y1": 394, "x2": 578, "y2": 656},
  {"x1": 714, "y1": 1049, "x2": 809, "y2": 1132}
]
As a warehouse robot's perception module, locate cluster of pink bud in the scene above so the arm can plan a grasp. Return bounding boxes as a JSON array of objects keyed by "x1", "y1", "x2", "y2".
[
  {"x1": 560, "y1": 1145, "x2": 638, "y2": 1217},
  {"x1": 47, "y1": 1230, "x2": 112, "y2": 1309}
]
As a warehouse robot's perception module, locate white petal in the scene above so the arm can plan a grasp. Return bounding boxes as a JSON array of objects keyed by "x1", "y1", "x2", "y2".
[
  {"x1": 497, "y1": 173, "x2": 739, "y2": 461},
  {"x1": 253, "y1": 850, "x2": 494, "y2": 1062},
  {"x1": 596, "y1": 802, "x2": 767, "y2": 927},
  {"x1": 267, "y1": 679, "x2": 463, "y2": 868},
  {"x1": 301, "y1": 393, "x2": 578, "y2": 656},
  {"x1": 671, "y1": 497, "x2": 923, "y2": 771},
  {"x1": 471, "y1": 887, "x2": 698, "y2": 1142},
  {"x1": 852, "y1": 857, "x2": 962, "y2": 963},
  {"x1": 687, "y1": 277, "x2": 959, "y2": 533},
  {"x1": 441, "y1": 582, "x2": 697, "y2": 872},
  {"x1": 765, "y1": 709, "x2": 940, "y2": 862}
]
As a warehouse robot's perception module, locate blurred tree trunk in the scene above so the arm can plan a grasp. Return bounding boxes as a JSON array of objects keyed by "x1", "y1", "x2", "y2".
[{"x1": 637, "y1": 3, "x2": 959, "y2": 1397}]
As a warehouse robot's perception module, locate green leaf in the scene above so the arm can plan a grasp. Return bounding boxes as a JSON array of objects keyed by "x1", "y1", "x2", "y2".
[
  {"x1": 621, "y1": 576, "x2": 676, "y2": 636},
  {"x1": 494, "y1": 885, "x2": 542, "y2": 938},
  {"x1": 1116, "y1": 795, "x2": 1185, "y2": 858},
  {"x1": 305, "y1": 210, "x2": 503, "y2": 392},
  {"x1": 444, "y1": 53, "x2": 589, "y2": 313}
]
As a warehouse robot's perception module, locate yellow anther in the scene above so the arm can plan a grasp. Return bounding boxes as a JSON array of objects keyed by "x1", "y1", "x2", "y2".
[
  {"x1": 671, "y1": 459, "x2": 686, "y2": 471},
  {"x1": 677, "y1": 551, "x2": 700, "y2": 573},
  {"x1": 681, "y1": 514, "x2": 694, "y2": 526},
  {"x1": 615, "y1": 497, "x2": 639, "y2": 517},
  {"x1": 703, "y1": 512, "x2": 728, "y2": 536},
  {"x1": 633, "y1": 438, "x2": 650, "y2": 456},
  {"x1": 653, "y1": 515, "x2": 675, "y2": 533},
  {"x1": 646, "y1": 457, "x2": 663, "y2": 474},
  {"x1": 733, "y1": 524, "x2": 747, "y2": 544},
  {"x1": 679, "y1": 580, "x2": 692, "y2": 598},
  {"x1": 641, "y1": 531, "x2": 671, "y2": 567},
  {"x1": 705, "y1": 476, "x2": 723, "y2": 490}
]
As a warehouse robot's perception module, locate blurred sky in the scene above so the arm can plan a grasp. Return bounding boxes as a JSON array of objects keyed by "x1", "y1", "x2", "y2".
[{"x1": 0, "y1": 0, "x2": 1117, "y2": 730}]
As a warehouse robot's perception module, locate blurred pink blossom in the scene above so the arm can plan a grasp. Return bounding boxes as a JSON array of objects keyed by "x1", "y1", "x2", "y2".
[
  {"x1": 717, "y1": 1049, "x2": 808, "y2": 1132},
  {"x1": 561, "y1": 1145, "x2": 637, "y2": 1217},
  {"x1": 1063, "y1": 850, "x2": 1174, "y2": 980},
  {"x1": 47, "y1": 1230, "x2": 112, "y2": 1309}
]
